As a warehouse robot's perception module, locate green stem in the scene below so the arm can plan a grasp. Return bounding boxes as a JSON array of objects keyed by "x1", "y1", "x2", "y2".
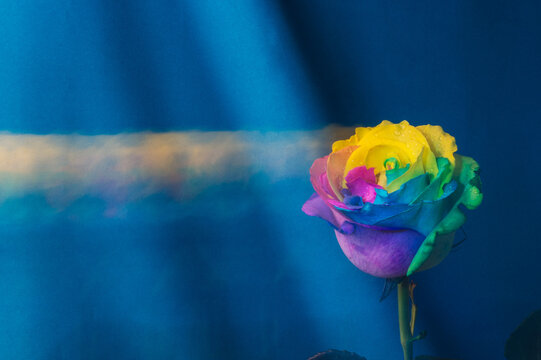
[{"x1": 397, "y1": 278, "x2": 413, "y2": 360}]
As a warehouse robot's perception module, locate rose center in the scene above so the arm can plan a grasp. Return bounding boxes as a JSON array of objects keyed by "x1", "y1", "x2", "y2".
[{"x1": 384, "y1": 157, "x2": 400, "y2": 170}]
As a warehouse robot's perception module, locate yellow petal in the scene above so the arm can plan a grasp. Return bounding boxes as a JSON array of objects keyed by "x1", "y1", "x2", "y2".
[
  {"x1": 332, "y1": 126, "x2": 373, "y2": 152},
  {"x1": 344, "y1": 121, "x2": 438, "y2": 181},
  {"x1": 377, "y1": 171, "x2": 387, "y2": 187},
  {"x1": 416, "y1": 124, "x2": 457, "y2": 166}
]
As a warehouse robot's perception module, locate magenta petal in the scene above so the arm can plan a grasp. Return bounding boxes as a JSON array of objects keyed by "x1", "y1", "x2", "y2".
[
  {"x1": 334, "y1": 224, "x2": 425, "y2": 278},
  {"x1": 346, "y1": 166, "x2": 378, "y2": 184},
  {"x1": 345, "y1": 166, "x2": 382, "y2": 203}
]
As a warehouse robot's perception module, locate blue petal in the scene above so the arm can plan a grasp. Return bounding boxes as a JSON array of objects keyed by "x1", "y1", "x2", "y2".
[{"x1": 336, "y1": 182, "x2": 460, "y2": 236}]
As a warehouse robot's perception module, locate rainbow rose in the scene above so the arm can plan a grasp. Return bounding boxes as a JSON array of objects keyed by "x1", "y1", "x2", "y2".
[{"x1": 302, "y1": 121, "x2": 482, "y2": 278}]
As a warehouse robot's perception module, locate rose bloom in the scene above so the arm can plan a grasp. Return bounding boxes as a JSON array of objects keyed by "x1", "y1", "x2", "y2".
[{"x1": 302, "y1": 121, "x2": 482, "y2": 278}]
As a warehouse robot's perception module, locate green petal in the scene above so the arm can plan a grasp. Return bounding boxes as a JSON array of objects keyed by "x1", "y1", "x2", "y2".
[
  {"x1": 411, "y1": 157, "x2": 452, "y2": 203},
  {"x1": 407, "y1": 154, "x2": 483, "y2": 276}
]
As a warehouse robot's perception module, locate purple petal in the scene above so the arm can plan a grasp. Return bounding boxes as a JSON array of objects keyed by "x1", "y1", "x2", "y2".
[
  {"x1": 302, "y1": 193, "x2": 354, "y2": 234},
  {"x1": 334, "y1": 224, "x2": 425, "y2": 278}
]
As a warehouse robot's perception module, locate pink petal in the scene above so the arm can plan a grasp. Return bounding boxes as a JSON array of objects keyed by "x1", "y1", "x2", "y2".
[
  {"x1": 307, "y1": 156, "x2": 354, "y2": 229},
  {"x1": 326, "y1": 146, "x2": 357, "y2": 200}
]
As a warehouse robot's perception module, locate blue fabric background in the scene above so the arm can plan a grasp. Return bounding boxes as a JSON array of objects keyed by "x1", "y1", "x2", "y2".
[{"x1": 1, "y1": 1, "x2": 540, "y2": 359}]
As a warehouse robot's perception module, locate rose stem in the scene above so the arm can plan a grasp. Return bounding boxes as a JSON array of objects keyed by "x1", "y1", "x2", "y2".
[{"x1": 397, "y1": 277, "x2": 413, "y2": 360}]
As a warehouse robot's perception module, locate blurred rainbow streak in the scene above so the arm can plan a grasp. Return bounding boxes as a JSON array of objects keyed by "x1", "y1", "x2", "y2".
[{"x1": 0, "y1": 126, "x2": 352, "y2": 216}]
